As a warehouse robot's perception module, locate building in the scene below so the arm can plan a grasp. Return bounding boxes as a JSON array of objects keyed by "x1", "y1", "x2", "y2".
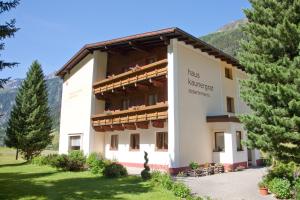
[{"x1": 56, "y1": 28, "x2": 261, "y2": 173}]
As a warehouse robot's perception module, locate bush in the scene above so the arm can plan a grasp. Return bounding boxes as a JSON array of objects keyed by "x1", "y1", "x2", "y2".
[
  {"x1": 86, "y1": 153, "x2": 106, "y2": 175},
  {"x1": 172, "y1": 182, "x2": 191, "y2": 198},
  {"x1": 31, "y1": 155, "x2": 48, "y2": 165},
  {"x1": 295, "y1": 180, "x2": 300, "y2": 200},
  {"x1": 67, "y1": 150, "x2": 86, "y2": 171},
  {"x1": 103, "y1": 163, "x2": 128, "y2": 178},
  {"x1": 268, "y1": 178, "x2": 292, "y2": 199},
  {"x1": 50, "y1": 151, "x2": 86, "y2": 171},
  {"x1": 265, "y1": 162, "x2": 296, "y2": 183},
  {"x1": 189, "y1": 161, "x2": 199, "y2": 170},
  {"x1": 141, "y1": 151, "x2": 151, "y2": 180}
]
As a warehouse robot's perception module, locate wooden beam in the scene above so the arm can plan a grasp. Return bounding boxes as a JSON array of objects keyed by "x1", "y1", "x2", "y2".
[
  {"x1": 94, "y1": 126, "x2": 105, "y2": 132},
  {"x1": 136, "y1": 121, "x2": 149, "y2": 129},
  {"x1": 134, "y1": 83, "x2": 149, "y2": 91},
  {"x1": 160, "y1": 36, "x2": 170, "y2": 45},
  {"x1": 149, "y1": 79, "x2": 164, "y2": 88},
  {"x1": 124, "y1": 123, "x2": 136, "y2": 130},
  {"x1": 112, "y1": 124, "x2": 124, "y2": 131},
  {"x1": 103, "y1": 125, "x2": 113, "y2": 131},
  {"x1": 152, "y1": 120, "x2": 165, "y2": 128},
  {"x1": 128, "y1": 41, "x2": 149, "y2": 54}
]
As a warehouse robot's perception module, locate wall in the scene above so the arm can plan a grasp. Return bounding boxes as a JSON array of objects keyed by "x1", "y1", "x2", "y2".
[
  {"x1": 59, "y1": 50, "x2": 108, "y2": 155},
  {"x1": 59, "y1": 54, "x2": 95, "y2": 154},
  {"x1": 169, "y1": 39, "x2": 249, "y2": 167},
  {"x1": 104, "y1": 122, "x2": 169, "y2": 168}
]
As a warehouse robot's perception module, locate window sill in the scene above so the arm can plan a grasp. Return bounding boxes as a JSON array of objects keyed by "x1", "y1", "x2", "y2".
[
  {"x1": 129, "y1": 149, "x2": 140, "y2": 152},
  {"x1": 155, "y1": 149, "x2": 168, "y2": 152},
  {"x1": 213, "y1": 150, "x2": 225, "y2": 153}
]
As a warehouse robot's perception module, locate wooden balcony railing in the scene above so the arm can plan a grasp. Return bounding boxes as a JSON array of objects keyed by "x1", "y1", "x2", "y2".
[
  {"x1": 91, "y1": 102, "x2": 168, "y2": 132},
  {"x1": 93, "y1": 59, "x2": 168, "y2": 95}
]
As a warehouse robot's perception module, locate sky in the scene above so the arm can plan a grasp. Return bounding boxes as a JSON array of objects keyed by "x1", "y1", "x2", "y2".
[{"x1": 1, "y1": 0, "x2": 250, "y2": 79}]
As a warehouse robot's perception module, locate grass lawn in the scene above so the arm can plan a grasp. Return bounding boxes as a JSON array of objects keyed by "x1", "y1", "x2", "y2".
[{"x1": 0, "y1": 147, "x2": 178, "y2": 200}]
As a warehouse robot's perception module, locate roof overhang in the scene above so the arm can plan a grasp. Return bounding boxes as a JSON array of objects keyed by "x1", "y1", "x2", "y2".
[
  {"x1": 56, "y1": 27, "x2": 243, "y2": 78},
  {"x1": 206, "y1": 115, "x2": 240, "y2": 123}
]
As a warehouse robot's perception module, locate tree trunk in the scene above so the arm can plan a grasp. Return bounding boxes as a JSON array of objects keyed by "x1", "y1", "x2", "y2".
[{"x1": 15, "y1": 148, "x2": 18, "y2": 160}]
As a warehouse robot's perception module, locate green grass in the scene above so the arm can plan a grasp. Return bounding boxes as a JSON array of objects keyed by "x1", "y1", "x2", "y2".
[{"x1": 0, "y1": 147, "x2": 177, "y2": 200}]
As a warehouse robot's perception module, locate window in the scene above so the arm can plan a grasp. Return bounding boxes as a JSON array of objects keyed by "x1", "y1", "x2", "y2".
[
  {"x1": 225, "y1": 68, "x2": 233, "y2": 79},
  {"x1": 236, "y1": 131, "x2": 243, "y2": 151},
  {"x1": 214, "y1": 132, "x2": 225, "y2": 152},
  {"x1": 156, "y1": 132, "x2": 168, "y2": 150},
  {"x1": 110, "y1": 135, "x2": 118, "y2": 150},
  {"x1": 226, "y1": 97, "x2": 235, "y2": 113},
  {"x1": 148, "y1": 94, "x2": 158, "y2": 106},
  {"x1": 69, "y1": 135, "x2": 81, "y2": 151},
  {"x1": 122, "y1": 99, "x2": 130, "y2": 110},
  {"x1": 130, "y1": 134, "x2": 140, "y2": 150}
]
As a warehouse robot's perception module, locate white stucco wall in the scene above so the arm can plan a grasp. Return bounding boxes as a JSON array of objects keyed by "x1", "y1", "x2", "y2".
[
  {"x1": 104, "y1": 123, "x2": 169, "y2": 166},
  {"x1": 169, "y1": 39, "x2": 250, "y2": 167},
  {"x1": 59, "y1": 54, "x2": 95, "y2": 154},
  {"x1": 59, "y1": 51, "x2": 107, "y2": 155}
]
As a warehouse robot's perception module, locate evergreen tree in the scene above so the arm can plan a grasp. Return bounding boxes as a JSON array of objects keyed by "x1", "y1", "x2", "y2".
[
  {"x1": 5, "y1": 61, "x2": 52, "y2": 160},
  {"x1": 0, "y1": 0, "x2": 20, "y2": 88},
  {"x1": 238, "y1": 0, "x2": 300, "y2": 163}
]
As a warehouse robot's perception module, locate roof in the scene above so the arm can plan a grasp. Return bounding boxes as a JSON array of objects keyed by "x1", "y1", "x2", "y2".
[{"x1": 56, "y1": 27, "x2": 242, "y2": 77}]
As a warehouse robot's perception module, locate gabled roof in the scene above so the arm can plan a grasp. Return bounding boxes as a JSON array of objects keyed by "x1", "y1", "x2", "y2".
[{"x1": 56, "y1": 27, "x2": 242, "y2": 77}]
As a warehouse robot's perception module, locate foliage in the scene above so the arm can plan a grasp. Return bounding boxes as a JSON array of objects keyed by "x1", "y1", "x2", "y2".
[
  {"x1": 189, "y1": 161, "x2": 199, "y2": 170},
  {"x1": 0, "y1": 148, "x2": 178, "y2": 200},
  {"x1": 0, "y1": 0, "x2": 20, "y2": 88},
  {"x1": 49, "y1": 151, "x2": 86, "y2": 171},
  {"x1": 141, "y1": 151, "x2": 151, "y2": 180},
  {"x1": 86, "y1": 152, "x2": 107, "y2": 175},
  {"x1": 171, "y1": 182, "x2": 191, "y2": 198},
  {"x1": 268, "y1": 178, "x2": 292, "y2": 199},
  {"x1": 31, "y1": 154, "x2": 59, "y2": 166},
  {"x1": 5, "y1": 61, "x2": 53, "y2": 160},
  {"x1": 295, "y1": 181, "x2": 300, "y2": 200},
  {"x1": 176, "y1": 171, "x2": 187, "y2": 177},
  {"x1": 238, "y1": 0, "x2": 300, "y2": 163},
  {"x1": 150, "y1": 171, "x2": 204, "y2": 199},
  {"x1": 258, "y1": 180, "x2": 267, "y2": 189},
  {"x1": 103, "y1": 162, "x2": 128, "y2": 178},
  {"x1": 265, "y1": 162, "x2": 297, "y2": 184}
]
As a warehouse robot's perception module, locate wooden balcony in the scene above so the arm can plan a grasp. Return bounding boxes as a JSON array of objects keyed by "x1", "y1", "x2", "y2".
[
  {"x1": 93, "y1": 59, "x2": 168, "y2": 95},
  {"x1": 91, "y1": 102, "x2": 168, "y2": 132}
]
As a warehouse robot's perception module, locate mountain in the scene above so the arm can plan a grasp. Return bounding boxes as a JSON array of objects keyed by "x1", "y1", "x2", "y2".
[
  {"x1": 0, "y1": 76, "x2": 62, "y2": 146},
  {"x1": 201, "y1": 18, "x2": 247, "y2": 57}
]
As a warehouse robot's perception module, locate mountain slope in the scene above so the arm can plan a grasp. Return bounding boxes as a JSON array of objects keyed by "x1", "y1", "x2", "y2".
[
  {"x1": 201, "y1": 19, "x2": 247, "y2": 57},
  {"x1": 0, "y1": 77, "x2": 62, "y2": 145}
]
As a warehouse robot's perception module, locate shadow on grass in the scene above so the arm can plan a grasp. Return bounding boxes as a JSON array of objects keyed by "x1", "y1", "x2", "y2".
[
  {"x1": 0, "y1": 161, "x2": 28, "y2": 168},
  {"x1": 0, "y1": 170, "x2": 152, "y2": 200}
]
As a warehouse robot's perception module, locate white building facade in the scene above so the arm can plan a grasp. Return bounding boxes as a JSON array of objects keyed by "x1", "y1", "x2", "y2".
[{"x1": 57, "y1": 28, "x2": 261, "y2": 173}]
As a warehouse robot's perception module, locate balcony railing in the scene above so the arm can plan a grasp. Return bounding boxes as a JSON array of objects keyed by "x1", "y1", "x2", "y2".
[
  {"x1": 91, "y1": 102, "x2": 168, "y2": 132},
  {"x1": 93, "y1": 59, "x2": 168, "y2": 95}
]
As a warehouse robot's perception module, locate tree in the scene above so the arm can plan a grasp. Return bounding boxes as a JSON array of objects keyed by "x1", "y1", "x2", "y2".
[
  {"x1": 141, "y1": 151, "x2": 151, "y2": 180},
  {"x1": 238, "y1": 0, "x2": 300, "y2": 163},
  {"x1": 5, "y1": 61, "x2": 52, "y2": 160},
  {"x1": 0, "y1": 0, "x2": 20, "y2": 88}
]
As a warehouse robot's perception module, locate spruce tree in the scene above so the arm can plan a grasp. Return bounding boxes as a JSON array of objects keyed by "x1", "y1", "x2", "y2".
[
  {"x1": 238, "y1": 0, "x2": 300, "y2": 163},
  {"x1": 5, "y1": 61, "x2": 52, "y2": 160},
  {"x1": 0, "y1": 0, "x2": 20, "y2": 87}
]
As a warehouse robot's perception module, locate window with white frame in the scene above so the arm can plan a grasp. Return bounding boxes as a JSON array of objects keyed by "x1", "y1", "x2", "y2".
[
  {"x1": 236, "y1": 131, "x2": 243, "y2": 151},
  {"x1": 69, "y1": 135, "x2": 81, "y2": 151},
  {"x1": 156, "y1": 132, "x2": 168, "y2": 150},
  {"x1": 214, "y1": 132, "x2": 225, "y2": 152}
]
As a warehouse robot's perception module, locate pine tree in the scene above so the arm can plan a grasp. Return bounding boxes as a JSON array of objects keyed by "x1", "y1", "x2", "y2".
[
  {"x1": 5, "y1": 61, "x2": 52, "y2": 160},
  {"x1": 0, "y1": 0, "x2": 20, "y2": 88},
  {"x1": 238, "y1": 0, "x2": 300, "y2": 163}
]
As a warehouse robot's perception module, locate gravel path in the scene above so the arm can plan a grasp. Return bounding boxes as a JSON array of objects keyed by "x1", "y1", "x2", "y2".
[{"x1": 176, "y1": 167, "x2": 276, "y2": 200}]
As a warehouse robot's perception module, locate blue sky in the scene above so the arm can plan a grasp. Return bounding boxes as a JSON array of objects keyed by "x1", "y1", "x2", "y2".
[{"x1": 1, "y1": 0, "x2": 250, "y2": 79}]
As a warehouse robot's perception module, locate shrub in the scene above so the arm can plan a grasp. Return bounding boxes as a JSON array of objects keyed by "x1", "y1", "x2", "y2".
[
  {"x1": 50, "y1": 154, "x2": 69, "y2": 170},
  {"x1": 150, "y1": 171, "x2": 173, "y2": 190},
  {"x1": 265, "y1": 162, "x2": 296, "y2": 183},
  {"x1": 268, "y1": 178, "x2": 292, "y2": 199},
  {"x1": 141, "y1": 151, "x2": 151, "y2": 180},
  {"x1": 31, "y1": 155, "x2": 48, "y2": 165},
  {"x1": 172, "y1": 182, "x2": 191, "y2": 198},
  {"x1": 189, "y1": 161, "x2": 199, "y2": 170},
  {"x1": 295, "y1": 180, "x2": 300, "y2": 200},
  {"x1": 103, "y1": 163, "x2": 128, "y2": 178},
  {"x1": 86, "y1": 153, "x2": 106, "y2": 175},
  {"x1": 67, "y1": 150, "x2": 86, "y2": 171}
]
